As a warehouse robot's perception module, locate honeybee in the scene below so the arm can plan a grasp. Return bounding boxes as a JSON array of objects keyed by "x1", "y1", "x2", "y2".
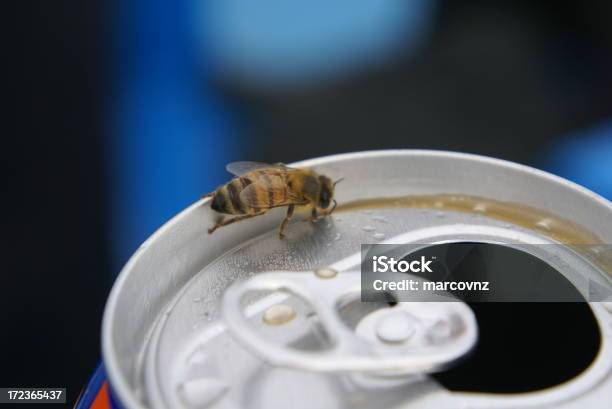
[{"x1": 203, "y1": 162, "x2": 342, "y2": 238}]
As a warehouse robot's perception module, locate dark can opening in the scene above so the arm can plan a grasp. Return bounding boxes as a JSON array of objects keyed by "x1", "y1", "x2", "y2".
[{"x1": 402, "y1": 242, "x2": 601, "y2": 393}]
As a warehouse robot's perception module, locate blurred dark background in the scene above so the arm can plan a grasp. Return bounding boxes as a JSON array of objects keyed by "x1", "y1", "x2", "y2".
[{"x1": 4, "y1": 0, "x2": 612, "y2": 405}]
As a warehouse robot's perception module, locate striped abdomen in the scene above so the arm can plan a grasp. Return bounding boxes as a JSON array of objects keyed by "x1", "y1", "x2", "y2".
[
  {"x1": 211, "y1": 177, "x2": 252, "y2": 215},
  {"x1": 211, "y1": 170, "x2": 294, "y2": 215}
]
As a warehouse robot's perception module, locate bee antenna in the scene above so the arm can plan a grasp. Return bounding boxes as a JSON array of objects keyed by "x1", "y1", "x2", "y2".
[
  {"x1": 333, "y1": 178, "x2": 344, "y2": 187},
  {"x1": 329, "y1": 199, "x2": 338, "y2": 215}
]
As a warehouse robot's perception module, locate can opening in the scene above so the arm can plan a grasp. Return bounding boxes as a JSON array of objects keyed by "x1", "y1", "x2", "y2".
[
  {"x1": 433, "y1": 302, "x2": 600, "y2": 393},
  {"x1": 400, "y1": 242, "x2": 602, "y2": 393}
]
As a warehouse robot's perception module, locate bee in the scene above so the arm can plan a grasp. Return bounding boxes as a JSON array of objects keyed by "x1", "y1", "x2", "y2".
[{"x1": 203, "y1": 162, "x2": 342, "y2": 238}]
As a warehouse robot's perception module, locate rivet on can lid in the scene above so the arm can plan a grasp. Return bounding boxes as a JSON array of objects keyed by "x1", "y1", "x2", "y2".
[
  {"x1": 376, "y1": 311, "x2": 416, "y2": 344},
  {"x1": 314, "y1": 267, "x2": 339, "y2": 279},
  {"x1": 262, "y1": 304, "x2": 296, "y2": 325}
]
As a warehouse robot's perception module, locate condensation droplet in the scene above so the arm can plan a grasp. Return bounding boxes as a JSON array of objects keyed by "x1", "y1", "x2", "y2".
[
  {"x1": 314, "y1": 267, "x2": 339, "y2": 279},
  {"x1": 536, "y1": 218, "x2": 553, "y2": 230},
  {"x1": 435, "y1": 211, "x2": 445, "y2": 218},
  {"x1": 373, "y1": 233, "x2": 386, "y2": 240},
  {"x1": 372, "y1": 215, "x2": 388, "y2": 223},
  {"x1": 362, "y1": 225, "x2": 376, "y2": 232},
  {"x1": 263, "y1": 304, "x2": 296, "y2": 325},
  {"x1": 473, "y1": 203, "x2": 487, "y2": 212}
]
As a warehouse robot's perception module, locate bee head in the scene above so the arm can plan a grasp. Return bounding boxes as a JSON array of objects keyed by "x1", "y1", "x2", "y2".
[{"x1": 317, "y1": 175, "x2": 336, "y2": 212}]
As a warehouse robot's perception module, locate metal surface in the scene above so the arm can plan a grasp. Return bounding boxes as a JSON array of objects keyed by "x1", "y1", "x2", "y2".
[
  {"x1": 102, "y1": 150, "x2": 612, "y2": 409},
  {"x1": 222, "y1": 270, "x2": 477, "y2": 373}
]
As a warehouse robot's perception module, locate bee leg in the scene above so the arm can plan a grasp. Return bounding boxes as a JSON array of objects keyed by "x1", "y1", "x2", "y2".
[
  {"x1": 207, "y1": 218, "x2": 224, "y2": 234},
  {"x1": 301, "y1": 208, "x2": 319, "y2": 224},
  {"x1": 208, "y1": 213, "x2": 263, "y2": 234},
  {"x1": 278, "y1": 205, "x2": 295, "y2": 239},
  {"x1": 309, "y1": 208, "x2": 319, "y2": 224}
]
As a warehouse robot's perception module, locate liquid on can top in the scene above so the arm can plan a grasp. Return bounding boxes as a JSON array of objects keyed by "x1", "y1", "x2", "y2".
[{"x1": 102, "y1": 150, "x2": 612, "y2": 409}]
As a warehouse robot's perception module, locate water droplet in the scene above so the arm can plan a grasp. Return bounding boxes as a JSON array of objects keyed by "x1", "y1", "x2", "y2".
[
  {"x1": 362, "y1": 225, "x2": 376, "y2": 232},
  {"x1": 435, "y1": 211, "x2": 445, "y2": 218},
  {"x1": 193, "y1": 297, "x2": 203, "y2": 303},
  {"x1": 314, "y1": 267, "x2": 338, "y2": 279},
  {"x1": 373, "y1": 233, "x2": 386, "y2": 240},
  {"x1": 178, "y1": 378, "x2": 227, "y2": 408},
  {"x1": 473, "y1": 203, "x2": 487, "y2": 212},
  {"x1": 333, "y1": 233, "x2": 341, "y2": 241},
  {"x1": 372, "y1": 215, "x2": 388, "y2": 224},
  {"x1": 535, "y1": 218, "x2": 553, "y2": 230},
  {"x1": 263, "y1": 304, "x2": 296, "y2": 325}
]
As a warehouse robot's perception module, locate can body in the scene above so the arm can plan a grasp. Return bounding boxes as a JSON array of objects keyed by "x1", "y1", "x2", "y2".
[{"x1": 98, "y1": 150, "x2": 612, "y2": 409}]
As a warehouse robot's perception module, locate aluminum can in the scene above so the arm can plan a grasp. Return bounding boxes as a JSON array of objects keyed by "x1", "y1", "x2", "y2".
[{"x1": 100, "y1": 150, "x2": 612, "y2": 409}]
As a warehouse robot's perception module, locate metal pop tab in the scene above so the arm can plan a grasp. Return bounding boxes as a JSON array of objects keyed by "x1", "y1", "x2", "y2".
[{"x1": 222, "y1": 268, "x2": 478, "y2": 375}]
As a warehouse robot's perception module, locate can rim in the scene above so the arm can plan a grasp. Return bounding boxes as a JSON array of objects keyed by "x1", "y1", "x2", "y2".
[{"x1": 101, "y1": 149, "x2": 612, "y2": 409}]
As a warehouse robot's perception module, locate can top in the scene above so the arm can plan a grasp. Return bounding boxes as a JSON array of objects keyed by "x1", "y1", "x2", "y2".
[{"x1": 102, "y1": 150, "x2": 612, "y2": 409}]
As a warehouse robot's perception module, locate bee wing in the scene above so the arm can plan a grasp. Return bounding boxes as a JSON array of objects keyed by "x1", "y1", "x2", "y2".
[
  {"x1": 239, "y1": 174, "x2": 302, "y2": 209},
  {"x1": 226, "y1": 161, "x2": 283, "y2": 176}
]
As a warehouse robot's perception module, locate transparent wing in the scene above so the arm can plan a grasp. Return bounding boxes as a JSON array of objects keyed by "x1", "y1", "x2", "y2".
[
  {"x1": 226, "y1": 161, "x2": 277, "y2": 176},
  {"x1": 239, "y1": 174, "x2": 302, "y2": 209}
]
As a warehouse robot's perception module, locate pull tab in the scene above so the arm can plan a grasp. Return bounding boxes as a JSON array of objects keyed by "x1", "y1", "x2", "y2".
[{"x1": 221, "y1": 269, "x2": 477, "y2": 375}]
